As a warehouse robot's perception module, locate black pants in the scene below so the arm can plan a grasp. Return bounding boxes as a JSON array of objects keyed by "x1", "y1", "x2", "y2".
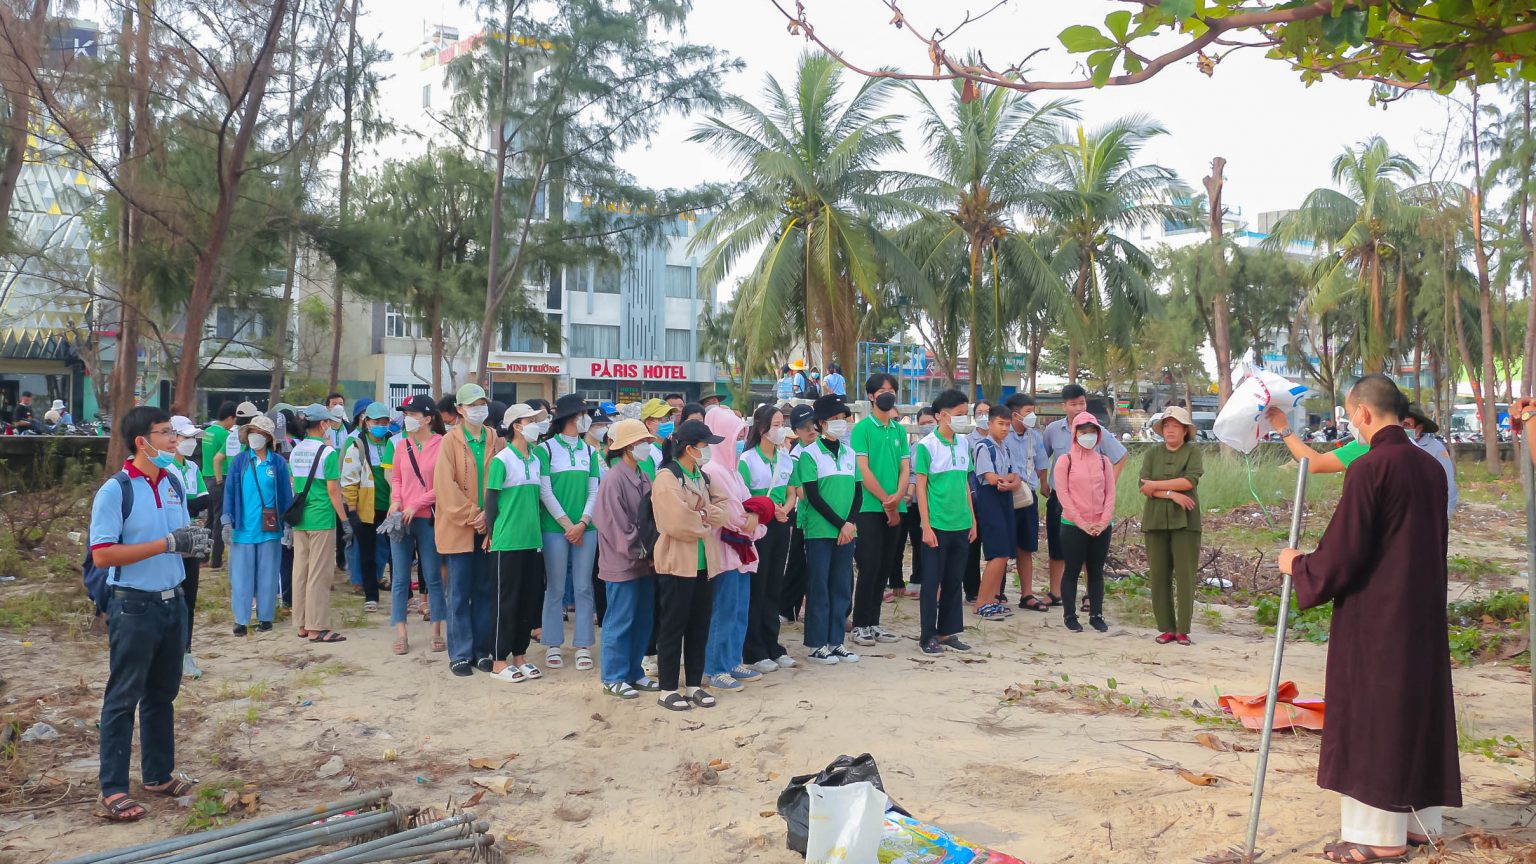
[
  {"x1": 493, "y1": 549, "x2": 543, "y2": 660},
  {"x1": 205, "y1": 479, "x2": 224, "y2": 568},
  {"x1": 918, "y1": 529, "x2": 968, "y2": 642},
  {"x1": 280, "y1": 543, "x2": 293, "y2": 607},
  {"x1": 1061, "y1": 524, "x2": 1112, "y2": 621},
  {"x1": 964, "y1": 534, "x2": 982, "y2": 602},
  {"x1": 744, "y1": 518, "x2": 790, "y2": 663},
  {"x1": 852, "y1": 511, "x2": 902, "y2": 628},
  {"x1": 593, "y1": 546, "x2": 607, "y2": 625},
  {"x1": 181, "y1": 558, "x2": 199, "y2": 652},
  {"x1": 779, "y1": 522, "x2": 808, "y2": 621},
  {"x1": 656, "y1": 572, "x2": 713, "y2": 691},
  {"x1": 351, "y1": 516, "x2": 380, "y2": 604},
  {"x1": 99, "y1": 587, "x2": 185, "y2": 798},
  {"x1": 902, "y1": 507, "x2": 924, "y2": 588}
]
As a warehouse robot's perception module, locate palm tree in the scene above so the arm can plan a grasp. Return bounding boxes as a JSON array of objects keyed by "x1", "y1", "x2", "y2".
[
  {"x1": 1026, "y1": 116, "x2": 1182, "y2": 384},
  {"x1": 688, "y1": 52, "x2": 922, "y2": 373},
  {"x1": 903, "y1": 79, "x2": 1075, "y2": 399},
  {"x1": 1268, "y1": 136, "x2": 1420, "y2": 373}
]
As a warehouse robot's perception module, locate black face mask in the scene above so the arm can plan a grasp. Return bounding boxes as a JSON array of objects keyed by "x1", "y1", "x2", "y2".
[{"x1": 874, "y1": 392, "x2": 897, "y2": 413}]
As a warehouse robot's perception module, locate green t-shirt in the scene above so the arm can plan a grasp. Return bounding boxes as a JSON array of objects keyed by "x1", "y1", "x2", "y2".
[
  {"x1": 679, "y1": 462, "x2": 707, "y2": 570},
  {"x1": 637, "y1": 442, "x2": 663, "y2": 481},
  {"x1": 1140, "y1": 443, "x2": 1203, "y2": 532},
  {"x1": 1335, "y1": 439, "x2": 1369, "y2": 468},
  {"x1": 486, "y1": 446, "x2": 543, "y2": 551},
  {"x1": 175, "y1": 458, "x2": 207, "y2": 499},
  {"x1": 201, "y1": 423, "x2": 229, "y2": 478},
  {"x1": 792, "y1": 439, "x2": 858, "y2": 540},
  {"x1": 850, "y1": 415, "x2": 909, "y2": 514},
  {"x1": 535, "y1": 435, "x2": 601, "y2": 534},
  {"x1": 463, "y1": 425, "x2": 489, "y2": 507},
  {"x1": 738, "y1": 445, "x2": 794, "y2": 505},
  {"x1": 915, "y1": 430, "x2": 973, "y2": 532},
  {"x1": 290, "y1": 437, "x2": 340, "y2": 531}
]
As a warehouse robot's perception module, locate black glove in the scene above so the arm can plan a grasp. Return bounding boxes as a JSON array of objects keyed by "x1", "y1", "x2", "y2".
[
  {"x1": 341, "y1": 516, "x2": 355, "y2": 544},
  {"x1": 168, "y1": 525, "x2": 213, "y2": 558}
]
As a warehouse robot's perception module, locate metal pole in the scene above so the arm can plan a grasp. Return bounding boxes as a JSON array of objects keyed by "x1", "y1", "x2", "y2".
[
  {"x1": 316, "y1": 820, "x2": 488, "y2": 864},
  {"x1": 1521, "y1": 433, "x2": 1535, "y2": 777},
  {"x1": 56, "y1": 790, "x2": 394, "y2": 864},
  {"x1": 1243, "y1": 458, "x2": 1310, "y2": 862},
  {"x1": 162, "y1": 809, "x2": 399, "y2": 864},
  {"x1": 295, "y1": 811, "x2": 476, "y2": 864}
]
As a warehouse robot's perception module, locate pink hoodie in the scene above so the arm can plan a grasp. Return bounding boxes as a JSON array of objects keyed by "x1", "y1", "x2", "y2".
[
  {"x1": 701, "y1": 408, "x2": 765, "y2": 574},
  {"x1": 1053, "y1": 411, "x2": 1116, "y2": 528}
]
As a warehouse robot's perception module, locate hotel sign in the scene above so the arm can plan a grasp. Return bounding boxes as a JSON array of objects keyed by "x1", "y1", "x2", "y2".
[{"x1": 583, "y1": 360, "x2": 689, "y2": 381}]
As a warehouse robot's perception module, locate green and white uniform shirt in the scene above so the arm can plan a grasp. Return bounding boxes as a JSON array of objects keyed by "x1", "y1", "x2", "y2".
[
  {"x1": 536, "y1": 434, "x2": 601, "y2": 534},
  {"x1": 738, "y1": 445, "x2": 794, "y2": 505},
  {"x1": 486, "y1": 445, "x2": 543, "y2": 551},
  {"x1": 792, "y1": 439, "x2": 858, "y2": 539},
  {"x1": 915, "y1": 430, "x2": 974, "y2": 531}
]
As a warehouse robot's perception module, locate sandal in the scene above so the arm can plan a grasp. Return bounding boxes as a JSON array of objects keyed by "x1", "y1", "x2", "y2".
[
  {"x1": 546, "y1": 648, "x2": 564, "y2": 669},
  {"x1": 363, "y1": 601, "x2": 378, "y2": 613},
  {"x1": 1021, "y1": 594, "x2": 1050, "y2": 612},
  {"x1": 392, "y1": 637, "x2": 408, "y2": 655},
  {"x1": 101, "y1": 793, "x2": 147, "y2": 821},
  {"x1": 1044, "y1": 592, "x2": 1062, "y2": 607},
  {"x1": 492, "y1": 666, "x2": 528, "y2": 684},
  {"x1": 1320, "y1": 841, "x2": 1408, "y2": 863},
  {"x1": 658, "y1": 692, "x2": 692, "y2": 711},
  {"x1": 1175, "y1": 633, "x2": 1193, "y2": 646},
  {"x1": 689, "y1": 690, "x2": 717, "y2": 708},
  {"x1": 1155, "y1": 633, "x2": 1175, "y2": 645},
  {"x1": 308, "y1": 630, "x2": 346, "y2": 643},
  {"x1": 575, "y1": 648, "x2": 594, "y2": 671},
  {"x1": 520, "y1": 663, "x2": 543, "y2": 680},
  {"x1": 604, "y1": 681, "x2": 639, "y2": 699},
  {"x1": 431, "y1": 637, "x2": 447, "y2": 653},
  {"x1": 143, "y1": 774, "x2": 196, "y2": 798}
]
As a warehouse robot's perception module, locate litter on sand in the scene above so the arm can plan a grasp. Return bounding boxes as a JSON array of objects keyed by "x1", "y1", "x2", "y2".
[{"x1": 1218, "y1": 680, "x2": 1325, "y2": 731}]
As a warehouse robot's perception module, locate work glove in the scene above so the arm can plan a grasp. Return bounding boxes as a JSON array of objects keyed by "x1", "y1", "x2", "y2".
[
  {"x1": 377, "y1": 511, "x2": 406, "y2": 542},
  {"x1": 281, "y1": 525, "x2": 294, "y2": 548},
  {"x1": 221, "y1": 524, "x2": 233, "y2": 546},
  {"x1": 168, "y1": 525, "x2": 213, "y2": 558},
  {"x1": 340, "y1": 517, "x2": 355, "y2": 544}
]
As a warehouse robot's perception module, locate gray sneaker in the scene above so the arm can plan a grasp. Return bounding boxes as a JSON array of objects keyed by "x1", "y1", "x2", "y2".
[
  {"x1": 941, "y1": 635, "x2": 973, "y2": 653},
  {"x1": 850, "y1": 626, "x2": 876, "y2": 647},
  {"x1": 872, "y1": 626, "x2": 900, "y2": 644}
]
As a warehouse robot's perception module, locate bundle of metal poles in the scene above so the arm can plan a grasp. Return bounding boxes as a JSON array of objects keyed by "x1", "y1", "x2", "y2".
[{"x1": 55, "y1": 789, "x2": 499, "y2": 864}]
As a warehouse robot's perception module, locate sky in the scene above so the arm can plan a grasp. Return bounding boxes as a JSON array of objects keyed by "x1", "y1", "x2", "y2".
[{"x1": 361, "y1": 0, "x2": 1471, "y2": 223}]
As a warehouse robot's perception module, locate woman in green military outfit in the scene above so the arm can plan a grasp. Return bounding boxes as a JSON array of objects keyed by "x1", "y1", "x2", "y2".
[{"x1": 1139, "y1": 407, "x2": 1204, "y2": 646}]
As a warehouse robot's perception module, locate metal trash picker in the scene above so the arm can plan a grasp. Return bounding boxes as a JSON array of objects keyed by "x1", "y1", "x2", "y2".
[{"x1": 1240, "y1": 458, "x2": 1310, "y2": 863}]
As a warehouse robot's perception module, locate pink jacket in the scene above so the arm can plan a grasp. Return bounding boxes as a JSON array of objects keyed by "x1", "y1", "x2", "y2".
[
  {"x1": 390, "y1": 433, "x2": 442, "y2": 519},
  {"x1": 702, "y1": 408, "x2": 765, "y2": 575},
  {"x1": 1053, "y1": 412, "x2": 1116, "y2": 527}
]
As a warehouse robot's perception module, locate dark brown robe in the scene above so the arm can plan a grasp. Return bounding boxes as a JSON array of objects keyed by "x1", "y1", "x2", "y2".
[{"x1": 1292, "y1": 424, "x2": 1460, "y2": 811}]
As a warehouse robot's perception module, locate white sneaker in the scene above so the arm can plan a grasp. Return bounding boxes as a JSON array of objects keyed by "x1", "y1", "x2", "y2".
[
  {"x1": 775, "y1": 654, "x2": 797, "y2": 669},
  {"x1": 182, "y1": 654, "x2": 202, "y2": 679},
  {"x1": 829, "y1": 645, "x2": 861, "y2": 663},
  {"x1": 642, "y1": 654, "x2": 658, "y2": 676},
  {"x1": 807, "y1": 646, "x2": 839, "y2": 665},
  {"x1": 850, "y1": 626, "x2": 876, "y2": 647},
  {"x1": 873, "y1": 627, "x2": 900, "y2": 644},
  {"x1": 753, "y1": 658, "x2": 779, "y2": 674}
]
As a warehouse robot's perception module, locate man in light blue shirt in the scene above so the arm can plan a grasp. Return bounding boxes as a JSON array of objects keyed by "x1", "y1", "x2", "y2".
[
  {"x1": 1403, "y1": 404, "x2": 1458, "y2": 519},
  {"x1": 1002, "y1": 393, "x2": 1050, "y2": 609},
  {"x1": 89, "y1": 406, "x2": 211, "y2": 822},
  {"x1": 1040, "y1": 385, "x2": 1126, "y2": 605}
]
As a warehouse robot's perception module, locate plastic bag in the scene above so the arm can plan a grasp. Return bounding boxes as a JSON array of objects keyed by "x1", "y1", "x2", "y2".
[
  {"x1": 805, "y1": 781, "x2": 886, "y2": 864},
  {"x1": 778, "y1": 754, "x2": 905, "y2": 856},
  {"x1": 1212, "y1": 365, "x2": 1309, "y2": 454},
  {"x1": 879, "y1": 812, "x2": 1028, "y2": 863}
]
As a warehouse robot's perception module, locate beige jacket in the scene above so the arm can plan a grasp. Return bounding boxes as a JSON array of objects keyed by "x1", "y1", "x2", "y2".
[
  {"x1": 650, "y1": 465, "x2": 727, "y2": 578},
  {"x1": 432, "y1": 424, "x2": 505, "y2": 555}
]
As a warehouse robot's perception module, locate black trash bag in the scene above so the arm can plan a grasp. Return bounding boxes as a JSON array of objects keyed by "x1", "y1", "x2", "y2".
[{"x1": 775, "y1": 753, "x2": 908, "y2": 856}]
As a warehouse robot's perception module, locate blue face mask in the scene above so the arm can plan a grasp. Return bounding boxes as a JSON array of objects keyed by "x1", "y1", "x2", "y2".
[
  {"x1": 387, "y1": 422, "x2": 402, "y2": 436},
  {"x1": 657, "y1": 421, "x2": 675, "y2": 439},
  {"x1": 368, "y1": 425, "x2": 388, "y2": 439},
  {"x1": 147, "y1": 442, "x2": 177, "y2": 469},
  {"x1": 734, "y1": 439, "x2": 746, "y2": 457}
]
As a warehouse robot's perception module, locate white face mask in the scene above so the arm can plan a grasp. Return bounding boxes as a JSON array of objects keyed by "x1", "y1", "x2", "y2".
[
  {"x1": 464, "y1": 405, "x2": 489, "y2": 427},
  {"x1": 404, "y1": 416, "x2": 422, "y2": 434},
  {"x1": 824, "y1": 419, "x2": 850, "y2": 440},
  {"x1": 591, "y1": 425, "x2": 609, "y2": 442},
  {"x1": 576, "y1": 415, "x2": 592, "y2": 435},
  {"x1": 975, "y1": 413, "x2": 990, "y2": 427},
  {"x1": 1076, "y1": 431, "x2": 1099, "y2": 450},
  {"x1": 695, "y1": 445, "x2": 712, "y2": 466},
  {"x1": 176, "y1": 438, "x2": 199, "y2": 457},
  {"x1": 767, "y1": 426, "x2": 788, "y2": 446},
  {"x1": 248, "y1": 433, "x2": 268, "y2": 451},
  {"x1": 520, "y1": 423, "x2": 541, "y2": 444},
  {"x1": 1020, "y1": 411, "x2": 1038, "y2": 429},
  {"x1": 916, "y1": 423, "x2": 936, "y2": 437},
  {"x1": 950, "y1": 415, "x2": 975, "y2": 436}
]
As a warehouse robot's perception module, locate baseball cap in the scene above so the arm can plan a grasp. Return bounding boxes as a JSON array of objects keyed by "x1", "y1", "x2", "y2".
[
  {"x1": 301, "y1": 403, "x2": 333, "y2": 422},
  {"x1": 672, "y1": 419, "x2": 724, "y2": 449},
  {"x1": 235, "y1": 401, "x2": 260, "y2": 420},
  {"x1": 501, "y1": 404, "x2": 547, "y2": 428},
  {"x1": 363, "y1": 402, "x2": 390, "y2": 420},
  {"x1": 456, "y1": 382, "x2": 488, "y2": 405},
  {"x1": 640, "y1": 398, "x2": 673, "y2": 421},
  {"x1": 169, "y1": 415, "x2": 203, "y2": 438},
  {"x1": 401, "y1": 395, "x2": 436, "y2": 415},
  {"x1": 789, "y1": 404, "x2": 816, "y2": 429}
]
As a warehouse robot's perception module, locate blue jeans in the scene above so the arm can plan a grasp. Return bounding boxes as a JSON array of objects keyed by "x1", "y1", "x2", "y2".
[
  {"x1": 99, "y1": 588, "x2": 185, "y2": 797},
  {"x1": 444, "y1": 545, "x2": 493, "y2": 664},
  {"x1": 803, "y1": 539, "x2": 855, "y2": 648},
  {"x1": 600, "y1": 577, "x2": 655, "y2": 684},
  {"x1": 346, "y1": 528, "x2": 360, "y2": 587},
  {"x1": 391, "y1": 517, "x2": 443, "y2": 626},
  {"x1": 229, "y1": 540, "x2": 281, "y2": 626},
  {"x1": 540, "y1": 531, "x2": 597, "y2": 649},
  {"x1": 704, "y1": 569, "x2": 750, "y2": 676}
]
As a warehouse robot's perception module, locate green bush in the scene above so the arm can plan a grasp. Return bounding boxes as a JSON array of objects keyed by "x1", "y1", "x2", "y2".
[
  {"x1": 1252, "y1": 594, "x2": 1333, "y2": 643},
  {"x1": 1448, "y1": 590, "x2": 1528, "y2": 627}
]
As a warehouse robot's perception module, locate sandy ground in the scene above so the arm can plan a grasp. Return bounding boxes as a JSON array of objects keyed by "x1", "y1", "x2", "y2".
[{"x1": 3, "y1": 505, "x2": 1534, "y2": 864}]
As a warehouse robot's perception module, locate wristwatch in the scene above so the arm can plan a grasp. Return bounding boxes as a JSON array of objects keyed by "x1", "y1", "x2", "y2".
[{"x1": 1276, "y1": 427, "x2": 1293, "y2": 438}]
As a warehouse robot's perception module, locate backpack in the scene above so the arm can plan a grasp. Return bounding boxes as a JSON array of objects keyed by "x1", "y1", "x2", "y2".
[{"x1": 82, "y1": 469, "x2": 186, "y2": 613}]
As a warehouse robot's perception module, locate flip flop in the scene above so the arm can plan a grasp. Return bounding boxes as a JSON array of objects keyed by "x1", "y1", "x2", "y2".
[
  {"x1": 1320, "y1": 841, "x2": 1408, "y2": 863},
  {"x1": 308, "y1": 630, "x2": 346, "y2": 643},
  {"x1": 100, "y1": 793, "x2": 147, "y2": 822}
]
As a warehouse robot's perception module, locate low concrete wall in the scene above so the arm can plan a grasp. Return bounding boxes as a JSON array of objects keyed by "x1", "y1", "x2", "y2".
[{"x1": 1117, "y1": 440, "x2": 1515, "y2": 466}]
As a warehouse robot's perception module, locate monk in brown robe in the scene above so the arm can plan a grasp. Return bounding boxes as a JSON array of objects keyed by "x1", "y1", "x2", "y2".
[{"x1": 1279, "y1": 374, "x2": 1459, "y2": 864}]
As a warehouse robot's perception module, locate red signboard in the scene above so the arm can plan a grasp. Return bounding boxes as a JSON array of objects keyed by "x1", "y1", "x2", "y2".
[{"x1": 586, "y1": 361, "x2": 687, "y2": 381}]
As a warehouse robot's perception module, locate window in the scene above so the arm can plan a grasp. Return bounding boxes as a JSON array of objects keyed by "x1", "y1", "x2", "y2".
[
  {"x1": 664, "y1": 328, "x2": 692, "y2": 362},
  {"x1": 421, "y1": 84, "x2": 431, "y2": 109},
  {"x1": 213, "y1": 306, "x2": 267, "y2": 341},
  {"x1": 665, "y1": 265, "x2": 692, "y2": 299},
  {"x1": 384, "y1": 303, "x2": 423, "y2": 339},
  {"x1": 570, "y1": 323, "x2": 619, "y2": 357},
  {"x1": 503, "y1": 313, "x2": 560, "y2": 354},
  {"x1": 567, "y1": 265, "x2": 590, "y2": 294},
  {"x1": 594, "y1": 265, "x2": 621, "y2": 294}
]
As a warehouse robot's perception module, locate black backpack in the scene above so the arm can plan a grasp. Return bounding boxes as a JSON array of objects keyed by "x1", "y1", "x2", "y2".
[{"x1": 82, "y1": 470, "x2": 186, "y2": 613}]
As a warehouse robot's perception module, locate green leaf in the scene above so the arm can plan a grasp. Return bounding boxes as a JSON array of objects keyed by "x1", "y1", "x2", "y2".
[
  {"x1": 1105, "y1": 10, "x2": 1132, "y2": 41},
  {"x1": 1059, "y1": 24, "x2": 1116, "y2": 53},
  {"x1": 1161, "y1": 0, "x2": 1196, "y2": 21},
  {"x1": 1318, "y1": 8, "x2": 1368, "y2": 47},
  {"x1": 1088, "y1": 49, "x2": 1120, "y2": 87},
  {"x1": 1123, "y1": 52, "x2": 1144, "y2": 74}
]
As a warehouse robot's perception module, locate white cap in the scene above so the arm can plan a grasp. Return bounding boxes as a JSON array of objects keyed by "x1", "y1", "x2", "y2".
[{"x1": 170, "y1": 415, "x2": 203, "y2": 438}]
